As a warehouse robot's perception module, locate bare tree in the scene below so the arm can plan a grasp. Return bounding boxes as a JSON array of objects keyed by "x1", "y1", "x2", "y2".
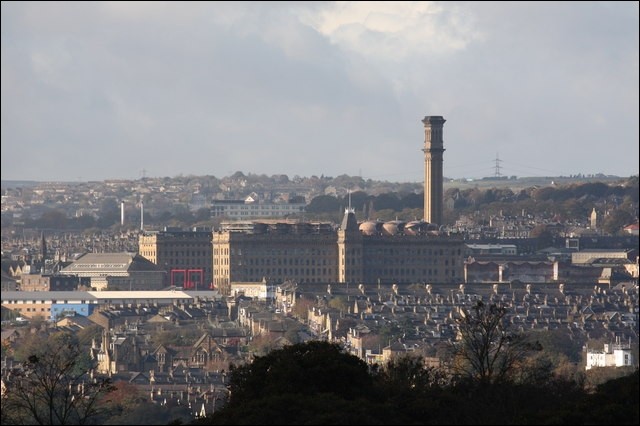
[
  {"x1": 2, "y1": 331, "x2": 113, "y2": 425},
  {"x1": 451, "y1": 301, "x2": 536, "y2": 384}
]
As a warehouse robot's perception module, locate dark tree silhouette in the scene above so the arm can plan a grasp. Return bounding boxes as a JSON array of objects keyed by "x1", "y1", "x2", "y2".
[
  {"x1": 451, "y1": 301, "x2": 538, "y2": 384},
  {"x1": 1, "y1": 331, "x2": 113, "y2": 425},
  {"x1": 200, "y1": 341, "x2": 381, "y2": 425},
  {"x1": 305, "y1": 194, "x2": 342, "y2": 213}
]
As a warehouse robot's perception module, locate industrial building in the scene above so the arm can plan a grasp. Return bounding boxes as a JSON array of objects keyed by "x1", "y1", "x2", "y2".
[{"x1": 212, "y1": 116, "x2": 466, "y2": 294}]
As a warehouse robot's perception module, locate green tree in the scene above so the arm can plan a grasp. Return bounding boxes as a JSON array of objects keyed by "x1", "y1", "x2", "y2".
[
  {"x1": 372, "y1": 193, "x2": 400, "y2": 211},
  {"x1": 30, "y1": 209, "x2": 68, "y2": 229},
  {"x1": 291, "y1": 295, "x2": 315, "y2": 321},
  {"x1": 530, "y1": 224, "x2": 554, "y2": 248},
  {"x1": 194, "y1": 207, "x2": 212, "y2": 222},
  {"x1": 305, "y1": 195, "x2": 341, "y2": 213},
  {"x1": 602, "y1": 209, "x2": 635, "y2": 235},
  {"x1": 328, "y1": 295, "x2": 349, "y2": 312}
]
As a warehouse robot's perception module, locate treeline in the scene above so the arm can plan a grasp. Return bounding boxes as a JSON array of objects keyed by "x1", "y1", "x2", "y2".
[
  {"x1": 19, "y1": 204, "x2": 215, "y2": 231},
  {"x1": 306, "y1": 176, "x2": 638, "y2": 229},
  {"x1": 2, "y1": 304, "x2": 638, "y2": 425},
  {"x1": 195, "y1": 341, "x2": 639, "y2": 425},
  {"x1": 307, "y1": 177, "x2": 638, "y2": 215},
  {"x1": 6, "y1": 177, "x2": 638, "y2": 232},
  {"x1": 196, "y1": 303, "x2": 639, "y2": 425}
]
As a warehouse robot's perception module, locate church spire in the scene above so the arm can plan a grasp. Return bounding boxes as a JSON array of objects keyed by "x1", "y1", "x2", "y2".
[{"x1": 41, "y1": 231, "x2": 47, "y2": 261}]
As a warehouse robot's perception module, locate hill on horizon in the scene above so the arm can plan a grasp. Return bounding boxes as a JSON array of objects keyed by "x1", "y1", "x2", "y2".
[{"x1": 2, "y1": 173, "x2": 632, "y2": 189}]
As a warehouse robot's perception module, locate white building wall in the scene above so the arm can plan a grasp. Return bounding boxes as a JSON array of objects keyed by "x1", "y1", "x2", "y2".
[
  {"x1": 586, "y1": 346, "x2": 634, "y2": 370},
  {"x1": 614, "y1": 349, "x2": 633, "y2": 367}
]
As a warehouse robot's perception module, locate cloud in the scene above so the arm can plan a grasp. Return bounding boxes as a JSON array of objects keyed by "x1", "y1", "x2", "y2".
[
  {"x1": 299, "y1": 1, "x2": 482, "y2": 60},
  {"x1": 1, "y1": 2, "x2": 638, "y2": 182}
]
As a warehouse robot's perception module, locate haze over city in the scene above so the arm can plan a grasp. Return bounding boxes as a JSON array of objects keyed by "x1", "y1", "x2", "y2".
[{"x1": 1, "y1": 1, "x2": 638, "y2": 182}]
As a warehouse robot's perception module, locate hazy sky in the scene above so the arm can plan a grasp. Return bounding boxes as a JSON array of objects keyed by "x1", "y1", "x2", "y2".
[{"x1": 2, "y1": 1, "x2": 638, "y2": 182}]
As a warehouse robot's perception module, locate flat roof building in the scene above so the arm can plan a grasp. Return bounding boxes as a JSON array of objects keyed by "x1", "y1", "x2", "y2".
[
  {"x1": 59, "y1": 252, "x2": 166, "y2": 291},
  {"x1": 211, "y1": 198, "x2": 305, "y2": 219},
  {"x1": 212, "y1": 115, "x2": 464, "y2": 294},
  {"x1": 0, "y1": 290, "x2": 212, "y2": 320},
  {"x1": 213, "y1": 209, "x2": 466, "y2": 295}
]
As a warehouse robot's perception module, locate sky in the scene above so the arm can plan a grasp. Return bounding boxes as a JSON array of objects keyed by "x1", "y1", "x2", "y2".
[{"x1": 1, "y1": 1, "x2": 638, "y2": 183}]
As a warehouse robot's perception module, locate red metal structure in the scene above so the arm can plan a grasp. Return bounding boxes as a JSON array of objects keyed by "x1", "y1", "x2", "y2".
[{"x1": 170, "y1": 268, "x2": 204, "y2": 290}]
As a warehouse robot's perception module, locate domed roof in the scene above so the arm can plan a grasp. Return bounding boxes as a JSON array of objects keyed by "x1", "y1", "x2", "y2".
[
  {"x1": 404, "y1": 220, "x2": 429, "y2": 235},
  {"x1": 381, "y1": 220, "x2": 405, "y2": 236},
  {"x1": 359, "y1": 221, "x2": 379, "y2": 236}
]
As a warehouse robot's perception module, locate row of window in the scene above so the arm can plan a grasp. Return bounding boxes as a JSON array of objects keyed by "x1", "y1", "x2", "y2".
[
  {"x1": 364, "y1": 248, "x2": 463, "y2": 256},
  {"x1": 159, "y1": 258, "x2": 211, "y2": 267},
  {"x1": 215, "y1": 248, "x2": 332, "y2": 256},
  {"x1": 13, "y1": 307, "x2": 50, "y2": 312},
  {"x1": 233, "y1": 267, "x2": 334, "y2": 277},
  {"x1": 214, "y1": 205, "x2": 302, "y2": 211},
  {"x1": 218, "y1": 268, "x2": 453, "y2": 279},
  {"x1": 215, "y1": 276, "x2": 328, "y2": 286},
  {"x1": 150, "y1": 247, "x2": 463, "y2": 258},
  {"x1": 364, "y1": 258, "x2": 456, "y2": 266},
  {"x1": 213, "y1": 269, "x2": 457, "y2": 280},
  {"x1": 364, "y1": 268, "x2": 457, "y2": 277},
  {"x1": 159, "y1": 250, "x2": 210, "y2": 257},
  {"x1": 215, "y1": 258, "x2": 332, "y2": 266}
]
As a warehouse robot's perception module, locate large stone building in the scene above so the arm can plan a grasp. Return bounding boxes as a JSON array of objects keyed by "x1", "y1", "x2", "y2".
[
  {"x1": 211, "y1": 197, "x2": 305, "y2": 219},
  {"x1": 213, "y1": 209, "x2": 466, "y2": 294},
  {"x1": 571, "y1": 248, "x2": 637, "y2": 265},
  {"x1": 139, "y1": 227, "x2": 213, "y2": 289},
  {"x1": 19, "y1": 274, "x2": 85, "y2": 291},
  {"x1": 212, "y1": 115, "x2": 465, "y2": 294},
  {"x1": 213, "y1": 220, "x2": 338, "y2": 293}
]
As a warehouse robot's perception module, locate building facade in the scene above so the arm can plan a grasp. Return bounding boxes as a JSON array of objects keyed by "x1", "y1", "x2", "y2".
[
  {"x1": 572, "y1": 249, "x2": 637, "y2": 265},
  {"x1": 210, "y1": 114, "x2": 463, "y2": 294},
  {"x1": 19, "y1": 274, "x2": 83, "y2": 291},
  {"x1": 59, "y1": 253, "x2": 166, "y2": 291},
  {"x1": 213, "y1": 210, "x2": 466, "y2": 295},
  {"x1": 213, "y1": 221, "x2": 338, "y2": 294},
  {"x1": 230, "y1": 278, "x2": 275, "y2": 300},
  {"x1": 1, "y1": 290, "x2": 199, "y2": 320},
  {"x1": 466, "y1": 244, "x2": 518, "y2": 256},
  {"x1": 139, "y1": 228, "x2": 213, "y2": 289},
  {"x1": 586, "y1": 342, "x2": 635, "y2": 370},
  {"x1": 211, "y1": 198, "x2": 305, "y2": 219}
]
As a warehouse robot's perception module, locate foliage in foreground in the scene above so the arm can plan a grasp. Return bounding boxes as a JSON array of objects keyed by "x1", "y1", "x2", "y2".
[
  {"x1": 1, "y1": 332, "x2": 113, "y2": 425},
  {"x1": 194, "y1": 341, "x2": 639, "y2": 425}
]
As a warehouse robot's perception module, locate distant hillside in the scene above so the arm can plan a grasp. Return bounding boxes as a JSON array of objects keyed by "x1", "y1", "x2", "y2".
[
  {"x1": 2, "y1": 174, "x2": 632, "y2": 192},
  {"x1": 0, "y1": 180, "x2": 40, "y2": 189},
  {"x1": 444, "y1": 175, "x2": 627, "y2": 191}
]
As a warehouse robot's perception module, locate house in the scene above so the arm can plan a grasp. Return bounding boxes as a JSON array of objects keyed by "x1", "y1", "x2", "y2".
[
  {"x1": 623, "y1": 223, "x2": 639, "y2": 236},
  {"x1": 382, "y1": 341, "x2": 408, "y2": 363},
  {"x1": 191, "y1": 333, "x2": 223, "y2": 370},
  {"x1": 93, "y1": 330, "x2": 144, "y2": 375},
  {"x1": 586, "y1": 340, "x2": 635, "y2": 370}
]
